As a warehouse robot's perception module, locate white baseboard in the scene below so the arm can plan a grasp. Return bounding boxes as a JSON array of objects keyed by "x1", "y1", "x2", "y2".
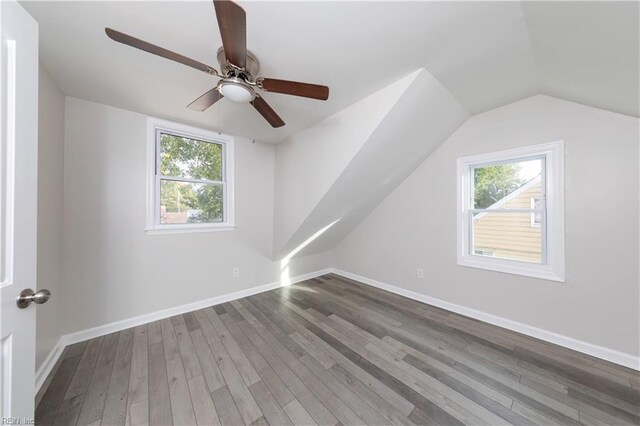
[
  {"x1": 35, "y1": 339, "x2": 66, "y2": 395},
  {"x1": 34, "y1": 268, "x2": 332, "y2": 395},
  {"x1": 331, "y1": 268, "x2": 640, "y2": 371}
]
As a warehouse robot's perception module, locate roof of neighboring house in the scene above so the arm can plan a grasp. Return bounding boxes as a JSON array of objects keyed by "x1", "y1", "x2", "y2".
[{"x1": 474, "y1": 174, "x2": 541, "y2": 220}]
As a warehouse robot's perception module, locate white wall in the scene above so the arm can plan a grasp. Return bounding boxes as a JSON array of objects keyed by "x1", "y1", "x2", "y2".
[
  {"x1": 61, "y1": 97, "x2": 331, "y2": 335},
  {"x1": 273, "y1": 72, "x2": 417, "y2": 255},
  {"x1": 276, "y1": 69, "x2": 469, "y2": 260},
  {"x1": 334, "y1": 95, "x2": 640, "y2": 357},
  {"x1": 36, "y1": 64, "x2": 65, "y2": 368},
  {"x1": 274, "y1": 69, "x2": 469, "y2": 260}
]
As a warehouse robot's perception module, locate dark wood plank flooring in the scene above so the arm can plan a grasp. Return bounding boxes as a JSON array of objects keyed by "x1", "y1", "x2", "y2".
[{"x1": 36, "y1": 274, "x2": 640, "y2": 425}]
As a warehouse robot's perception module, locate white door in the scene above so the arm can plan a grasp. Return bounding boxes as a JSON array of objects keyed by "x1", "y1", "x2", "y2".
[{"x1": 0, "y1": 0, "x2": 40, "y2": 420}]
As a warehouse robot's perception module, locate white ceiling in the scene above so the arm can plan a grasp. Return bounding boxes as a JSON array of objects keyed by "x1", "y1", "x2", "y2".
[{"x1": 22, "y1": 1, "x2": 639, "y2": 143}]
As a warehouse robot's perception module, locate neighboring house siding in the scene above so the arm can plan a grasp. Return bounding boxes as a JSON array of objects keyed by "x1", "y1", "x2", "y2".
[{"x1": 473, "y1": 182, "x2": 542, "y2": 263}]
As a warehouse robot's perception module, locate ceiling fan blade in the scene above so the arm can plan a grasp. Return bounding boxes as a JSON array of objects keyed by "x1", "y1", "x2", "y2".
[
  {"x1": 251, "y1": 95, "x2": 285, "y2": 128},
  {"x1": 258, "y1": 78, "x2": 329, "y2": 101},
  {"x1": 213, "y1": 0, "x2": 247, "y2": 68},
  {"x1": 105, "y1": 28, "x2": 218, "y2": 76},
  {"x1": 188, "y1": 88, "x2": 223, "y2": 111}
]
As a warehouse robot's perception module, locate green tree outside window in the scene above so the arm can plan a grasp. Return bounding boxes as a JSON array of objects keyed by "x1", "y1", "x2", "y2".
[{"x1": 159, "y1": 133, "x2": 224, "y2": 223}]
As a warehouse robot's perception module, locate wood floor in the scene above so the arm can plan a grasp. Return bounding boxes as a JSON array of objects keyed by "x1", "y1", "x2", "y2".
[{"x1": 36, "y1": 274, "x2": 640, "y2": 425}]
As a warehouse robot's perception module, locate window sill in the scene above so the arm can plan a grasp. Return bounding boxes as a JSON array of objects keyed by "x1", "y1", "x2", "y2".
[
  {"x1": 145, "y1": 224, "x2": 236, "y2": 235},
  {"x1": 457, "y1": 256, "x2": 564, "y2": 282}
]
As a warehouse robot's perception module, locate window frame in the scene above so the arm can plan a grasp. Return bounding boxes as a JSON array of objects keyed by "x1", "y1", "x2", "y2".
[
  {"x1": 456, "y1": 141, "x2": 564, "y2": 282},
  {"x1": 146, "y1": 117, "x2": 235, "y2": 234}
]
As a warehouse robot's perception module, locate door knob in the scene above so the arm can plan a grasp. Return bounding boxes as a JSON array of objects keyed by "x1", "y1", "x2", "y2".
[{"x1": 16, "y1": 288, "x2": 51, "y2": 309}]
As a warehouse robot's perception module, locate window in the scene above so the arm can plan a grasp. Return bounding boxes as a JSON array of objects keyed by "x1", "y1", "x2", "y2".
[
  {"x1": 457, "y1": 141, "x2": 564, "y2": 281},
  {"x1": 146, "y1": 117, "x2": 234, "y2": 234}
]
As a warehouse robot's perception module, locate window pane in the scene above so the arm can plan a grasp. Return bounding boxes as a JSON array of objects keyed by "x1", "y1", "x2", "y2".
[
  {"x1": 473, "y1": 158, "x2": 542, "y2": 209},
  {"x1": 160, "y1": 133, "x2": 223, "y2": 181},
  {"x1": 472, "y1": 211, "x2": 542, "y2": 263},
  {"x1": 160, "y1": 180, "x2": 223, "y2": 224}
]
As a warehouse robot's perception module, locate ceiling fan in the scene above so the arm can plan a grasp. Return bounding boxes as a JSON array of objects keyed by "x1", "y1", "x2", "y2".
[{"x1": 105, "y1": 0, "x2": 329, "y2": 128}]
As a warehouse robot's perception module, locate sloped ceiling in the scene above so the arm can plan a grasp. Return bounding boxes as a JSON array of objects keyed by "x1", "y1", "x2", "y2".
[
  {"x1": 275, "y1": 69, "x2": 468, "y2": 261},
  {"x1": 273, "y1": 70, "x2": 425, "y2": 258},
  {"x1": 22, "y1": 1, "x2": 639, "y2": 143},
  {"x1": 523, "y1": 1, "x2": 639, "y2": 117}
]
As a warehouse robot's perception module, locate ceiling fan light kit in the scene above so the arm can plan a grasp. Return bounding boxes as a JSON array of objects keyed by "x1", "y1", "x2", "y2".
[
  {"x1": 218, "y1": 78, "x2": 255, "y2": 103},
  {"x1": 105, "y1": 0, "x2": 330, "y2": 128}
]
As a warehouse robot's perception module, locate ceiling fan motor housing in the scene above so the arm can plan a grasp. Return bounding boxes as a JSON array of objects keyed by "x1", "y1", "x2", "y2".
[{"x1": 217, "y1": 46, "x2": 260, "y2": 81}]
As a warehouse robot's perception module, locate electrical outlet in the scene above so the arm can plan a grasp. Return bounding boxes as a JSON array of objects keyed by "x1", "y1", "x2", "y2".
[
  {"x1": 417, "y1": 268, "x2": 424, "y2": 279},
  {"x1": 232, "y1": 268, "x2": 240, "y2": 278}
]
